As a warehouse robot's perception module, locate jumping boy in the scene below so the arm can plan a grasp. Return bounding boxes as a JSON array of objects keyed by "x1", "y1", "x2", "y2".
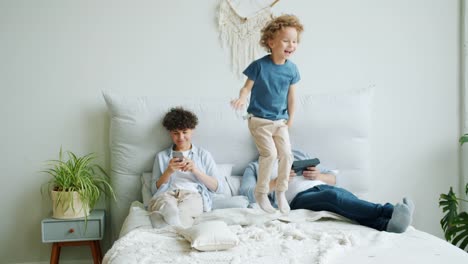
[{"x1": 231, "y1": 15, "x2": 304, "y2": 214}]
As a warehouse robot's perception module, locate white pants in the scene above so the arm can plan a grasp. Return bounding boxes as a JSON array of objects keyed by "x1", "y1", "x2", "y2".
[
  {"x1": 248, "y1": 116, "x2": 293, "y2": 194},
  {"x1": 148, "y1": 189, "x2": 203, "y2": 227}
]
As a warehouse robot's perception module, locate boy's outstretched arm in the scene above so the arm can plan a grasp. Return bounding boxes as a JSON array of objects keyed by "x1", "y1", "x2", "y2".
[
  {"x1": 286, "y1": 84, "x2": 297, "y2": 127},
  {"x1": 231, "y1": 79, "x2": 254, "y2": 110}
]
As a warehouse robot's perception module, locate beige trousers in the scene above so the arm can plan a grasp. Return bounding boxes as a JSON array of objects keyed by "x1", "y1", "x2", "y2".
[
  {"x1": 148, "y1": 189, "x2": 203, "y2": 227},
  {"x1": 248, "y1": 116, "x2": 293, "y2": 194}
]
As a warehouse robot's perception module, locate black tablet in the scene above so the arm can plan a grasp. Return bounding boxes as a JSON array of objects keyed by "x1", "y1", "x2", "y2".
[{"x1": 291, "y1": 158, "x2": 320, "y2": 175}]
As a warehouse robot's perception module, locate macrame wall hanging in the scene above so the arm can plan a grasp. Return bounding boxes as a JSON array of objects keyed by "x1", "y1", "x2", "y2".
[{"x1": 218, "y1": 0, "x2": 280, "y2": 79}]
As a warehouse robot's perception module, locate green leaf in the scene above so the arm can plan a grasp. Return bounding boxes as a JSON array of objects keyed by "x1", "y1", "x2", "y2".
[
  {"x1": 440, "y1": 180, "x2": 468, "y2": 251},
  {"x1": 460, "y1": 134, "x2": 468, "y2": 146},
  {"x1": 41, "y1": 148, "x2": 116, "y2": 221},
  {"x1": 447, "y1": 212, "x2": 468, "y2": 250},
  {"x1": 439, "y1": 187, "x2": 459, "y2": 240}
]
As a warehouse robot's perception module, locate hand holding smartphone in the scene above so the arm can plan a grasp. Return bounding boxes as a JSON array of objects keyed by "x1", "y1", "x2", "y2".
[{"x1": 172, "y1": 151, "x2": 184, "y2": 162}]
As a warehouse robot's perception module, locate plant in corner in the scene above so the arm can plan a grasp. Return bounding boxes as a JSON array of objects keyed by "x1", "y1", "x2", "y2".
[
  {"x1": 439, "y1": 134, "x2": 468, "y2": 251},
  {"x1": 42, "y1": 148, "x2": 116, "y2": 219}
]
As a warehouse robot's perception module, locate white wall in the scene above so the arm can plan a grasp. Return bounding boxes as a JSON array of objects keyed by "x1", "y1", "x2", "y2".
[
  {"x1": 462, "y1": 1, "x2": 468, "y2": 213},
  {"x1": 0, "y1": 0, "x2": 460, "y2": 263}
]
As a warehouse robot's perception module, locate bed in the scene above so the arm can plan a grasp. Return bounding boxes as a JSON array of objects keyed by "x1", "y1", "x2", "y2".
[{"x1": 101, "y1": 89, "x2": 468, "y2": 263}]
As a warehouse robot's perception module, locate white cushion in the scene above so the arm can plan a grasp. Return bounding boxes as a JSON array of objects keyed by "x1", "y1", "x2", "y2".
[{"x1": 177, "y1": 220, "x2": 239, "y2": 251}]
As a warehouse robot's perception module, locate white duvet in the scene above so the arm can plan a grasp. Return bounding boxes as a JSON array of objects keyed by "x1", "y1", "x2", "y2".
[{"x1": 103, "y1": 208, "x2": 468, "y2": 264}]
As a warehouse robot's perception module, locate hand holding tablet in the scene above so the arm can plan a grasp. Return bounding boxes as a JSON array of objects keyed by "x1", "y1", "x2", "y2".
[{"x1": 291, "y1": 158, "x2": 320, "y2": 175}]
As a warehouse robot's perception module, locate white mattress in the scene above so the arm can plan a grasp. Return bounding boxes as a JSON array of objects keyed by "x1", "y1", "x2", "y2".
[{"x1": 103, "y1": 205, "x2": 468, "y2": 264}]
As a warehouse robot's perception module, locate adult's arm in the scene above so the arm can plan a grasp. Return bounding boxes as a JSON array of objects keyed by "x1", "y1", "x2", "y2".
[
  {"x1": 292, "y1": 149, "x2": 338, "y2": 185},
  {"x1": 302, "y1": 167, "x2": 336, "y2": 185}
]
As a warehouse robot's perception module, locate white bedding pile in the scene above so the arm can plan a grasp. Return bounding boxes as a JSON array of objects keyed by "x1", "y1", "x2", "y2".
[
  {"x1": 104, "y1": 222, "x2": 353, "y2": 264},
  {"x1": 103, "y1": 207, "x2": 468, "y2": 264},
  {"x1": 104, "y1": 209, "x2": 358, "y2": 264}
]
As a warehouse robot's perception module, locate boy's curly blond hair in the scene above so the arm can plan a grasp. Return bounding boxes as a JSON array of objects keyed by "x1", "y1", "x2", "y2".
[{"x1": 260, "y1": 14, "x2": 304, "y2": 53}]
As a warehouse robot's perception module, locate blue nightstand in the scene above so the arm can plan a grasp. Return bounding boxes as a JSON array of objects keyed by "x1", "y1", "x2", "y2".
[{"x1": 41, "y1": 210, "x2": 105, "y2": 264}]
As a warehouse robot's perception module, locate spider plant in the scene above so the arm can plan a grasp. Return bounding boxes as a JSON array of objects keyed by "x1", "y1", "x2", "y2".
[
  {"x1": 439, "y1": 134, "x2": 468, "y2": 251},
  {"x1": 42, "y1": 148, "x2": 116, "y2": 218}
]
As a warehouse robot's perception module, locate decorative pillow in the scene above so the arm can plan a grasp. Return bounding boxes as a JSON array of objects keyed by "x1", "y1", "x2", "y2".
[{"x1": 177, "y1": 220, "x2": 239, "y2": 251}]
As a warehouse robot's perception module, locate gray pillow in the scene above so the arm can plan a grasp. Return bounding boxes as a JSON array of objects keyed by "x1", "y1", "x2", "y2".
[{"x1": 212, "y1": 195, "x2": 249, "y2": 209}]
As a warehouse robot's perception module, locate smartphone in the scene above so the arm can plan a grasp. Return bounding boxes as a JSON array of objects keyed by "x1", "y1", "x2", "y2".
[{"x1": 172, "y1": 151, "x2": 184, "y2": 162}]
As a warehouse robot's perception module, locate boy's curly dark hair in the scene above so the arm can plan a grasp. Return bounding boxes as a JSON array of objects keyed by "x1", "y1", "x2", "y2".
[
  {"x1": 260, "y1": 14, "x2": 304, "y2": 53},
  {"x1": 162, "y1": 107, "x2": 199, "y2": 131}
]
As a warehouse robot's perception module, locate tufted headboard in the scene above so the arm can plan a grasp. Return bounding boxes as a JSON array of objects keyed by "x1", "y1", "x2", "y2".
[{"x1": 103, "y1": 88, "x2": 372, "y2": 241}]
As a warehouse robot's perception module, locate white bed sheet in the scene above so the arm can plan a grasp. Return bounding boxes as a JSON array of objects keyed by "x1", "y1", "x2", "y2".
[{"x1": 103, "y1": 206, "x2": 468, "y2": 264}]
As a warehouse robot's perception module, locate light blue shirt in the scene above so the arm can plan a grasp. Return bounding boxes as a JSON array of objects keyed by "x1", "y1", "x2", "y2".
[
  {"x1": 151, "y1": 144, "x2": 224, "y2": 212},
  {"x1": 239, "y1": 149, "x2": 338, "y2": 205},
  {"x1": 244, "y1": 55, "x2": 300, "y2": 120}
]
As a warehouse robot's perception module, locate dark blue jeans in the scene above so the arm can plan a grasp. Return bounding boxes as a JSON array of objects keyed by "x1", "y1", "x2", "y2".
[{"x1": 290, "y1": 185, "x2": 394, "y2": 231}]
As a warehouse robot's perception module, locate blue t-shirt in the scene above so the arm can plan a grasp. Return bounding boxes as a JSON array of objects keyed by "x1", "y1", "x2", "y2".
[{"x1": 243, "y1": 55, "x2": 300, "y2": 120}]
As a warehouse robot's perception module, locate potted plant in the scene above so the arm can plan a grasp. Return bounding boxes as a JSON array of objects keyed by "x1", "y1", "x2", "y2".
[
  {"x1": 439, "y1": 134, "x2": 468, "y2": 251},
  {"x1": 42, "y1": 148, "x2": 115, "y2": 219}
]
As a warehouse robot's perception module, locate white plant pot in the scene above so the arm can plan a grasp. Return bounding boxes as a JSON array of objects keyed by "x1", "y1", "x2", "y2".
[{"x1": 51, "y1": 190, "x2": 90, "y2": 219}]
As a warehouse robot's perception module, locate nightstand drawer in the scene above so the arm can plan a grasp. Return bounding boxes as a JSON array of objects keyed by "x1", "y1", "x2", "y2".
[
  {"x1": 41, "y1": 210, "x2": 105, "y2": 243},
  {"x1": 42, "y1": 220, "x2": 101, "y2": 242}
]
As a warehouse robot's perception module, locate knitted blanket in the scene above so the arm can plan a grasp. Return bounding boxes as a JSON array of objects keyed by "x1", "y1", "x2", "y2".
[{"x1": 103, "y1": 209, "x2": 358, "y2": 264}]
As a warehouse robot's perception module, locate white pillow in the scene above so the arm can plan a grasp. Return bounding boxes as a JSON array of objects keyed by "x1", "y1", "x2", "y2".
[{"x1": 177, "y1": 220, "x2": 239, "y2": 251}]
